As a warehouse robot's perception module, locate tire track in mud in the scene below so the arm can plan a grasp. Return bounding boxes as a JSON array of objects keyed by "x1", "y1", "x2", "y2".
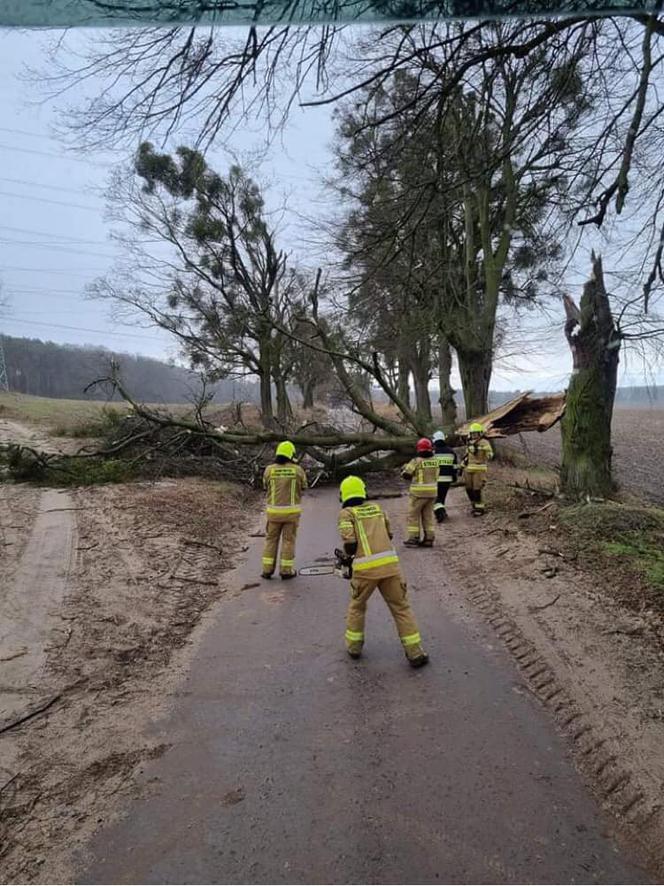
[
  {"x1": 450, "y1": 530, "x2": 664, "y2": 877},
  {"x1": 387, "y1": 480, "x2": 663, "y2": 878},
  {"x1": 0, "y1": 490, "x2": 77, "y2": 725}
]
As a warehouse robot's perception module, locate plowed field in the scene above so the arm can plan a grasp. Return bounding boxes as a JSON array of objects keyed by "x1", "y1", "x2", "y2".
[{"x1": 516, "y1": 407, "x2": 664, "y2": 505}]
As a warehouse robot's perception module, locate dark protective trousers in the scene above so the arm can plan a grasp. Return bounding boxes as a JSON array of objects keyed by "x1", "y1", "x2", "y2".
[{"x1": 433, "y1": 483, "x2": 451, "y2": 522}]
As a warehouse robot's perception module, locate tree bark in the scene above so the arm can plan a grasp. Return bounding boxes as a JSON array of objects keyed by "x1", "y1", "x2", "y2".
[
  {"x1": 437, "y1": 336, "x2": 457, "y2": 434},
  {"x1": 407, "y1": 345, "x2": 432, "y2": 423},
  {"x1": 274, "y1": 374, "x2": 293, "y2": 425},
  {"x1": 397, "y1": 355, "x2": 411, "y2": 409},
  {"x1": 561, "y1": 254, "x2": 620, "y2": 498},
  {"x1": 301, "y1": 379, "x2": 315, "y2": 410},
  {"x1": 456, "y1": 347, "x2": 492, "y2": 419},
  {"x1": 258, "y1": 365, "x2": 275, "y2": 429},
  {"x1": 410, "y1": 364, "x2": 432, "y2": 422}
]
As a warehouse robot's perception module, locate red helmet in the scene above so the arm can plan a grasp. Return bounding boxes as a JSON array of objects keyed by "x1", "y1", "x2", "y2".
[{"x1": 416, "y1": 437, "x2": 433, "y2": 454}]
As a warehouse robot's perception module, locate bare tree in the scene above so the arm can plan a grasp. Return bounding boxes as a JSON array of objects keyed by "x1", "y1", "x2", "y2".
[{"x1": 92, "y1": 144, "x2": 302, "y2": 427}]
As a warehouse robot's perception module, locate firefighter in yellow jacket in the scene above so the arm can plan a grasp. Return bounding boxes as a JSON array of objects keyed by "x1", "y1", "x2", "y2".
[
  {"x1": 261, "y1": 441, "x2": 308, "y2": 579},
  {"x1": 338, "y1": 476, "x2": 429, "y2": 668},
  {"x1": 461, "y1": 423, "x2": 494, "y2": 516},
  {"x1": 401, "y1": 438, "x2": 439, "y2": 546}
]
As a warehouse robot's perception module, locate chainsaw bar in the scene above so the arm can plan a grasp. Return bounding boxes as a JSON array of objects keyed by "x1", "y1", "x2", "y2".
[{"x1": 299, "y1": 565, "x2": 336, "y2": 576}]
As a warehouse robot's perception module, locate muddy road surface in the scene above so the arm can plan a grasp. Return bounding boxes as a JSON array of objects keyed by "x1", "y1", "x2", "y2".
[
  {"x1": 79, "y1": 489, "x2": 647, "y2": 885},
  {"x1": 0, "y1": 489, "x2": 76, "y2": 727}
]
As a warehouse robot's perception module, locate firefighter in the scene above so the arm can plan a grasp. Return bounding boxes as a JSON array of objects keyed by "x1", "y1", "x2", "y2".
[
  {"x1": 401, "y1": 437, "x2": 439, "y2": 546},
  {"x1": 461, "y1": 423, "x2": 494, "y2": 516},
  {"x1": 432, "y1": 430, "x2": 458, "y2": 522},
  {"x1": 261, "y1": 441, "x2": 308, "y2": 579},
  {"x1": 338, "y1": 475, "x2": 429, "y2": 668}
]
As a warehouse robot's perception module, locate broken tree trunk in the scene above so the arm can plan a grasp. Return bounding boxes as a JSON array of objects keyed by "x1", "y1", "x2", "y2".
[{"x1": 560, "y1": 254, "x2": 620, "y2": 499}]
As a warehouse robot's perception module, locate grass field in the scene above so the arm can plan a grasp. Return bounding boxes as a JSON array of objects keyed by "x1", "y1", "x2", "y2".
[
  {"x1": 0, "y1": 392, "x2": 186, "y2": 436},
  {"x1": 0, "y1": 392, "x2": 113, "y2": 427}
]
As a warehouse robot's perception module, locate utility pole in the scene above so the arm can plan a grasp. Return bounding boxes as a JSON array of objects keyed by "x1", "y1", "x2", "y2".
[{"x1": 0, "y1": 337, "x2": 8, "y2": 392}]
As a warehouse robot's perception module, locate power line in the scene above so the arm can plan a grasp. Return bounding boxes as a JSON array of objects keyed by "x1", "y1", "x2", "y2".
[
  {"x1": 6, "y1": 287, "x2": 88, "y2": 296},
  {"x1": 0, "y1": 125, "x2": 56, "y2": 140},
  {"x1": 1, "y1": 266, "x2": 108, "y2": 276},
  {"x1": 0, "y1": 239, "x2": 119, "y2": 260},
  {"x1": 0, "y1": 224, "x2": 112, "y2": 245},
  {"x1": 0, "y1": 189, "x2": 101, "y2": 212},
  {"x1": 13, "y1": 309, "x2": 107, "y2": 317},
  {"x1": 2, "y1": 317, "x2": 163, "y2": 342},
  {"x1": 0, "y1": 141, "x2": 110, "y2": 167},
  {"x1": 0, "y1": 175, "x2": 100, "y2": 196}
]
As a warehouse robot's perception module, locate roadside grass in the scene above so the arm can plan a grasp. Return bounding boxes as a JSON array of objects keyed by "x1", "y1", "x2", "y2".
[
  {"x1": 560, "y1": 502, "x2": 664, "y2": 594},
  {"x1": 489, "y1": 462, "x2": 664, "y2": 612},
  {"x1": 603, "y1": 539, "x2": 664, "y2": 588}
]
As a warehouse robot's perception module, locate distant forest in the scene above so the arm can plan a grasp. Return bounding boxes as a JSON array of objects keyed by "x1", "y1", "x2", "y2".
[
  {"x1": 1, "y1": 336, "x2": 662, "y2": 407},
  {"x1": 1, "y1": 336, "x2": 259, "y2": 404}
]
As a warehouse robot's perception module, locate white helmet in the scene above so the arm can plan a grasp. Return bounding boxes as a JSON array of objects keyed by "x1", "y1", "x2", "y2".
[{"x1": 432, "y1": 430, "x2": 446, "y2": 442}]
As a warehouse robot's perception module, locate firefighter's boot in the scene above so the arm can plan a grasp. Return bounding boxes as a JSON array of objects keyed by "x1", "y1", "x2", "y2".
[
  {"x1": 434, "y1": 503, "x2": 447, "y2": 523},
  {"x1": 409, "y1": 651, "x2": 430, "y2": 668},
  {"x1": 345, "y1": 629, "x2": 364, "y2": 659}
]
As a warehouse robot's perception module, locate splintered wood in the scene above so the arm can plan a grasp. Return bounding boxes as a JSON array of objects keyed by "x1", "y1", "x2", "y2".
[{"x1": 458, "y1": 392, "x2": 566, "y2": 439}]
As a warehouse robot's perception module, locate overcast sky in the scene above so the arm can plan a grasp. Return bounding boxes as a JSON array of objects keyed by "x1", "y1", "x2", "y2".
[{"x1": 0, "y1": 26, "x2": 660, "y2": 391}]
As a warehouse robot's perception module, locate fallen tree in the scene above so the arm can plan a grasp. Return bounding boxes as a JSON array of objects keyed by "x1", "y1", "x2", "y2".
[
  {"x1": 0, "y1": 368, "x2": 566, "y2": 486},
  {"x1": 98, "y1": 372, "x2": 568, "y2": 474},
  {"x1": 1, "y1": 375, "x2": 567, "y2": 486}
]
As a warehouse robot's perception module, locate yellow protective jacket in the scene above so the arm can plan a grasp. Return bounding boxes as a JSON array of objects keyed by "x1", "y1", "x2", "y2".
[
  {"x1": 401, "y1": 456, "x2": 439, "y2": 498},
  {"x1": 338, "y1": 502, "x2": 401, "y2": 580},
  {"x1": 263, "y1": 462, "x2": 308, "y2": 522},
  {"x1": 463, "y1": 439, "x2": 494, "y2": 472}
]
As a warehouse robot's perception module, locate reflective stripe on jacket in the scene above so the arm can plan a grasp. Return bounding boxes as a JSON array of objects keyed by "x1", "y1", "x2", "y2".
[
  {"x1": 401, "y1": 457, "x2": 439, "y2": 498},
  {"x1": 338, "y1": 502, "x2": 401, "y2": 580},
  {"x1": 434, "y1": 449, "x2": 458, "y2": 484},
  {"x1": 263, "y1": 463, "x2": 308, "y2": 522},
  {"x1": 463, "y1": 440, "x2": 494, "y2": 472}
]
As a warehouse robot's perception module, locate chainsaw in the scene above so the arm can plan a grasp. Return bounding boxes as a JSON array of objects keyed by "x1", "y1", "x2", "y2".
[{"x1": 299, "y1": 548, "x2": 353, "y2": 579}]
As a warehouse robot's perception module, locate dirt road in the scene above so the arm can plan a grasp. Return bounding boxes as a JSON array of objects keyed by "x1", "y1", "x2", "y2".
[
  {"x1": 79, "y1": 489, "x2": 647, "y2": 884},
  {"x1": 0, "y1": 417, "x2": 61, "y2": 453}
]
